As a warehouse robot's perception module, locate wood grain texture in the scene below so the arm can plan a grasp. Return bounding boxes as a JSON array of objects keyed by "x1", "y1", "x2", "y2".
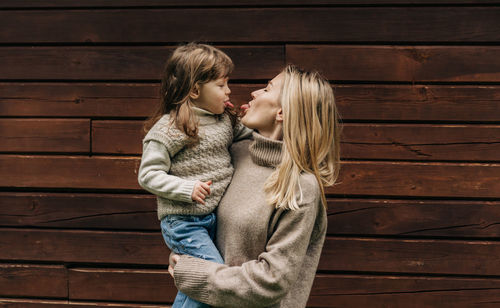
[
  {"x1": 287, "y1": 45, "x2": 500, "y2": 82},
  {"x1": 334, "y1": 84, "x2": 500, "y2": 122},
  {"x1": 0, "y1": 46, "x2": 283, "y2": 80},
  {"x1": 341, "y1": 124, "x2": 500, "y2": 161},
  {"x1": 90, "y1": 120, "x2": 500, "y2": 161},
  {"x1": 2, "y1": 0, "x2": 499, "y2": 8},
  {"x1": 0, "y1": 264, "x2": 67, "y2": 298},
  {"x1": 69, "y1": 268, "x2": 176, "y2": 303},
  {"x1": 0, "y1": 298, "x2": 171, "y2": 307},
  {"x1": 2, "y1": 193, "x2": 499, "y2": 238},
  {"x1": 308, "y1": 274, "x2": 500, "y2": 307},
  {"x1": 329, "y1": 161, "x2": 500, "y2": 198},
  {"x1": 320, "y1": 237, "x2": 500, "y2": 275},
  {"x1": 327, "y1": 198, "x2": 500, "y2": 237},
  {"x1": 0, "y1": 192, "x2": 156, "y2": 230},
  {"x1": 0, "y1": 119, "x2": 90, "y2": 153},
  {"x1": 0, "y1": 228, "x2": 169, "y2": 265},
  {"x1": 2, "y1": 156, "x2": 499, "y2": 198},
  {"x1": 3, "y1": 83, "x2": 499, "y2": 122},
  {"x1": 1, "y1": 7, "x2": 499, "y2": 43}
]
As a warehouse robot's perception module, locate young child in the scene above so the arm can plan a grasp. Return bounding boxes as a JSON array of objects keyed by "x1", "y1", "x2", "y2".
[{"x1": 138, "y1": 43, "x2": 252, "y2": 308}]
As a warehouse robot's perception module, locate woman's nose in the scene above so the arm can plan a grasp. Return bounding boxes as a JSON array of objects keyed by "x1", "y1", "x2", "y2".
[{"x1": 251, "y1": 90, "x2": 258, "y2": 99}]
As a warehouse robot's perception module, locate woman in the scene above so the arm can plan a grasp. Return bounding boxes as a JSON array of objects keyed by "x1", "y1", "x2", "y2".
[{"x1": 168, "y1": 65, "x2": 341, "y2": 307}]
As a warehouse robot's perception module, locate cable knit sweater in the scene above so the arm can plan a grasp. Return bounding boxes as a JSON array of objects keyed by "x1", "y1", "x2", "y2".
[
  {"x1": 138, "y1": 107, "x2": 252, "y2": 219},
  {"x1": 173, "y1": 132, "x2": 328, "y2": 308}
]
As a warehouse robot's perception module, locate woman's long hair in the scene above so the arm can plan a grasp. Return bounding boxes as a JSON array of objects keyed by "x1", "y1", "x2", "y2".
[
  {"x1": 264, "y1": 65, "x2": 341, "y2": 210},
  {"x1": 143, "y1": 43, "x2": 234, "y2": 141}
]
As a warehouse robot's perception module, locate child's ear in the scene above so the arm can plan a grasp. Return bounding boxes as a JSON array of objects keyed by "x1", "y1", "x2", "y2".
[
  {"x1": 276, "y1": 108, "x2": 283, "y2": 123},
  {"x1": 189, "y1": 84, "x2": 201, "y2": 100}
]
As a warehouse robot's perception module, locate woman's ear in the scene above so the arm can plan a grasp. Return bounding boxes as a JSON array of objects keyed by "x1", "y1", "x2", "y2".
[
  {"x1": 276, "y1": 108, "x2": 283, "y2": 123},
  {"x1": 189, "y1": 84, "x2": 201, "y2": 100}
]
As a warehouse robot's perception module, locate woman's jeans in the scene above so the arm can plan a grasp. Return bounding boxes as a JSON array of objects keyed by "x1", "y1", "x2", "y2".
[{"x1": 161, "y1": 213, "x2": 223, "y2": 308}]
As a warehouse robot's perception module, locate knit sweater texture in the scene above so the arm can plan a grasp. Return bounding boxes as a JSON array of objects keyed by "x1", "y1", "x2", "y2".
[
  {"x1": 138, "y1": 107, "x2": 252, "y2": 219},
  {"x1": 174, "y1": 132, "x2": 328, "y2": 308}
]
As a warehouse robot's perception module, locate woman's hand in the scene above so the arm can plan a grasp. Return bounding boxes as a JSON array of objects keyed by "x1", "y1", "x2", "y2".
[
  {"x1": 191, "y1": 180, "x2": 212, "y2": 205},
  {"x1": 168, "y1": 252, "x2": 181, "y2": 278}
]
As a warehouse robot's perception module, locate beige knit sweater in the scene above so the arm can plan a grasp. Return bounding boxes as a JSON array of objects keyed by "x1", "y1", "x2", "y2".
[
  {"x1": 174, "y1": 132, "x2": 327, "y2": 307},
  {"x1": 138, "y1": 107, "x2": 252, "y2": 219}
]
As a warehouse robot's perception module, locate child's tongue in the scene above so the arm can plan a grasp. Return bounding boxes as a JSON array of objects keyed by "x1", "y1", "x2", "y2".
[{"x1": 224, "y1": 101, "x2": 234, "y2": 108}]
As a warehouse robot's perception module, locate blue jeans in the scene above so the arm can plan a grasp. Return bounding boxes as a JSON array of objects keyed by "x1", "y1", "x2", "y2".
[{"x1": 161, "y1": 213, "x2": 223, "y2": 308}]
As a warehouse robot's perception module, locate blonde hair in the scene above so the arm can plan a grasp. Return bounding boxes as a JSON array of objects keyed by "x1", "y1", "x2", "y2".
[
  {"x1": 144, "y1": 43, "x2": 234, "y2": 141},
  {"x1": 264, "y1": 65, "x2": 341, "y2": 210}
]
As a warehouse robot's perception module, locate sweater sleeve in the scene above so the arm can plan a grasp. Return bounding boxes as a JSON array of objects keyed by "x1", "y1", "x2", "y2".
[
  {"x1": 233, "y1": 121, "x2": 253, "y2": 141},
  {"x1": 137, "y1": 140, "x2": 196, "y2": 203},
  {"x1": 173, "y1": 198, "x2": 320, "y2": 307}
]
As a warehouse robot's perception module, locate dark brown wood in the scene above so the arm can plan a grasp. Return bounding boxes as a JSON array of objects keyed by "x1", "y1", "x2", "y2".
[
  {"x1": 2, "y1": 193, "x2": 499, "y2": 238},
  {"x1": 320, "y1": 237, "x2": 500, "y2": 275},
  {"x1": 0, "y1": 119, "x2": 90, "y2": 153},
  {"x1": 92, "y1": 121, "x2": 144, "y2": 154},
  {"x1": 329, "y1": 161, "x2": 500, "y2": 198},
  {"x1": 287, "y1": 45, "x2": 500, "y2": 82},
  {"x1": 3, "y1": 83, "x2": 499, "y2": 122},
  {"x1": 0, "y1": 46, "x2": 283, "y2": 80},
  {"x1": 69, "y1": 268, "x2": 176, "y2": 303},
  {"x1": 327, "y1": 198, "x2": 500, "y2": 237},
  {"x1": 2, "y1": 156, "x2": 499, "y2": 198},
  {"x1": 0, "y1": 264, "x2": 67, "y2": 298},
  {"x1": 308, "y1": 274, "x2": 500, "y2": 307},
  {"x1": 0, "y1": 192, "x2": 157, "y2": 230},
  {"x1": 0, "y1": 298, "x2": 171, "y2": 307},
  {"x1": 334, "y1": 85, "x2": 500, "y2": 122},
  {"x1": 2, "y1": 0, "x2": 499, "y2": 8},
  {"x1": 90, "y1": 121, "x2": 500, "y2": 160},
  {"x1": 0, "y1": 83, "x2": 258, "y2": 118},
  {"x1": 341, "y1": 124, "x2": 500, "y2": 161},
  {"x1": 0, "y1": 155, "x2": 141, "y2": 190},
  {"x1": 1, "y1": 8, "x2": 499, "y2": 43},
  {"x1": 0, "y1": 228, "x2": 169, "y2": 265}
]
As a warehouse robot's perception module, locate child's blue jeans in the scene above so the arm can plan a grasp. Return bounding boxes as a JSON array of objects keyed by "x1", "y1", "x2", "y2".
[{"x1": 161, "y1": 213, "x2": 223, "y2": 308}]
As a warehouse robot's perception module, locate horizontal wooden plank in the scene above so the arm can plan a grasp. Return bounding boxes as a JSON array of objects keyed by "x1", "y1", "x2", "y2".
[
  {"x1": 91, "y1": 121, "x2": 500, "y2": 161},
  {"x1": 287, "y1": 45, "x2": 500, "y2": 82},
  {"x1": 92, "y1": 121, "x2": 143, "y2": 154},
  {"x1": 69, "y1": 268, "x2": 176, "y2": 303},
  {"x1": 0, "y1": 298, "x2": 171, "y2": 307},
  {"x1": 3, "y1": 83, "x2": 499, "y2": 122},
  {"x1": 0, "y1": 46, "x2": 283, "y2": 80},
  {"x1": 327, "y1": 199, "x2": 500, "y2": 237},
  {"x1": 308, "y1": 274, "x2": 500, "y2": 307},
  {"x1": 341, "y1": 124, "x2": 500, "y2": 161},
  {"x1": 68, "y1": 269, "x2": 500, "y2": 306},
  {"x1": 0, "y1": 119, "x2": 90, "y2": 153},
  {"x1": 2, "y1": 0, "x2": 499, "y2": 8},
  {"x1": 1, "y1": 8, "x2": 499, "y2": 43},
  {"x1": 0, "y1": 228, "x2": 169, "y2": 265},
  {"x1": 334, "y1": 84, "x2": 500, "y2": 122},
  {"x1": 1, "y1": 193, "x2": 499, "y2": 238},
  {"x1": 0, "y1": 155, "x2": 141, "y2": 190},
  {"x1": 2, "y1": 229, "x2": 500, "y2": 275},
  {"x1": 0, "y1": 192, "x2": 156, "y2": 230},
  {"x1": 1, "y1": 156, "x2": 499, "y2": 198},
  {"x1": 328, "y1": 161, "x2": 500, "y2": 198},
  {"x1": 320, "y1": 237, "x2": 500, "y2": 275},
  {"x1": 0, "y1": 264, "x2": 67, "y2": 298}
]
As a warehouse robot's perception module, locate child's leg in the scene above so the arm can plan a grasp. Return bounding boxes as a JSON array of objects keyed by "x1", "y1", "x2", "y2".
[{"x1": 160, "y1": 213, "x2": 223, "y2": 308}]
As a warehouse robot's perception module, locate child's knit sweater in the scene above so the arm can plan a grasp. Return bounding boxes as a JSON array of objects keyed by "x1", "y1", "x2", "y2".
[{"x1": 138, "y1": 107, "x2": 252, "y2": 220}]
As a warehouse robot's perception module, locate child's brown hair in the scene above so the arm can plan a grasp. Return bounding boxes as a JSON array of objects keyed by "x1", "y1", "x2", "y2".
[{"x1": 144, "y1": 43, "x2": 234, "y2": 140}]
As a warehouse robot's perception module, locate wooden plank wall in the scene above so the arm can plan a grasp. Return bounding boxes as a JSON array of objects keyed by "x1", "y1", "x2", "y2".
[{"x1": 1, "y1": 1, "x2": 500, "y2": 307}]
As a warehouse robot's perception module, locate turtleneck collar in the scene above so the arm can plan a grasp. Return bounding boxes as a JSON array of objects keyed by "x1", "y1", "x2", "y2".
[
  {"x1": 192, "y1": 106, "x2": 220, "y2": 125},
  {"x1": 249, "y1": 132, "x2": 283, "y2": 168}
]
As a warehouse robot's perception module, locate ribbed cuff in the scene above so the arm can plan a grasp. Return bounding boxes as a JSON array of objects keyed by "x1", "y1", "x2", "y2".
[
  {"x1": 177, "y1": 180, "x2": 197, "y2": 203},
  {"x1": 174, "y1": 255, "x2": 211, "y2": 304}
]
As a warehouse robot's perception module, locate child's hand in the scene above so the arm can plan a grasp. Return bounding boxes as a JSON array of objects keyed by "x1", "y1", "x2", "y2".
[{"x1": 192, "y1": 180, "x2": 212, "y2": 205}]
